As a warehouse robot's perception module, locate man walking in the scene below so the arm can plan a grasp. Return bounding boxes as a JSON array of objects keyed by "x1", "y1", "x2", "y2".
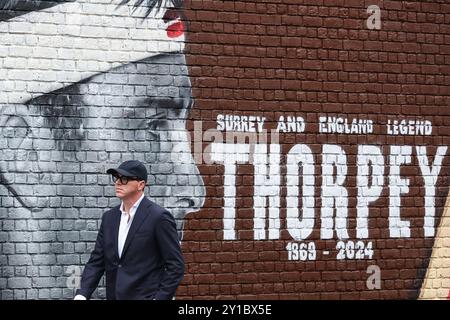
[{"x1": 74, "y1": 160, "x2": 184, "y2": 300}]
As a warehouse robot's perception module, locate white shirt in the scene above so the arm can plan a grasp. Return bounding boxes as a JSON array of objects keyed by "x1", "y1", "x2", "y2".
[
  {"x1": 118, "y1": 193, "x2": 145, "y2": 259},
  {"x1": 74, "y1": 193, "x2": 145, "y2": 301}
]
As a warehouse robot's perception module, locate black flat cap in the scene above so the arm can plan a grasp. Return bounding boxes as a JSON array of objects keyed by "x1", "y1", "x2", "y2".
[{"x1": 106, "y1": 160, "x2": 148, "y2": 182}]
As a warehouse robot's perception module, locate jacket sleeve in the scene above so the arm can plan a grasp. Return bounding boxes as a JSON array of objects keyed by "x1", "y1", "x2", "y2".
[
  {"x1": 75, "y1": 214, "x2": 106, "y2": 299},
  {"x1": 154, "y1": 210, "x2": 185, "y2": 300}
]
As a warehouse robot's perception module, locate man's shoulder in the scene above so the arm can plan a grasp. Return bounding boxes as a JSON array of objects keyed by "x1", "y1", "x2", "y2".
[
  {"x1": 102, "y1": 205, "x2": 120, "y2": 219},
  {"x1": 141, "y1": 197, "x2": 174, "y2": 220},
  {"x1": 142, "y1": 197, "x2": 167, "y2": 214},
  {"x1": 106, "y1": 204, "x2": 121, "y2": 213}
]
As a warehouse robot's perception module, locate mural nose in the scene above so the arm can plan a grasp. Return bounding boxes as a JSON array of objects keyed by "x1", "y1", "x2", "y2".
[
  {"x1": 189, "y1": 171, "x2": 206, "y2": 212},
  {"x1": 175, "y1": 159, "x2": 206, "y2": 214},
  {"x1": 169, "y1": 129, "x2": 206, "y2": 213}
]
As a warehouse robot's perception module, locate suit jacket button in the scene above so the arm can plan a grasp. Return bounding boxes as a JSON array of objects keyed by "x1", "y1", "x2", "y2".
[{"x1": 118, "y1": 264, "x2": 122, "y2": 268}]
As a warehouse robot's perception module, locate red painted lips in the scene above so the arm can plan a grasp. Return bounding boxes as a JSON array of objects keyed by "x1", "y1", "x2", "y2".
[
  {"x1": 166, "y1": 21, "x2": 184, "y2": 38},
  {"x1": 163, "y1": 8, "x2": 184, "y2": 38}
]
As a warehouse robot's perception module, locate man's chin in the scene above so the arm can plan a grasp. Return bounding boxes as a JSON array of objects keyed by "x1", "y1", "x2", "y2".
[{"x1": 115, "y1": 192, "x2": 124, "y2": 199}]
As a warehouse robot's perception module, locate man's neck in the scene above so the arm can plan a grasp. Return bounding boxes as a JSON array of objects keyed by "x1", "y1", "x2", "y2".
[{"x1": 122, "y1": 192, "x2": 144, "y2": 214}]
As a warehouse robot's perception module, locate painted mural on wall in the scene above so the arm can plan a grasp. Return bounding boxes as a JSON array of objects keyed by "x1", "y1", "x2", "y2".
[
  {"x1": 1, "y1": 0, "x2": 449, "y2": 299},
  {"x1": 0, "y1": 0, "x2": 205, "y2": 299}
]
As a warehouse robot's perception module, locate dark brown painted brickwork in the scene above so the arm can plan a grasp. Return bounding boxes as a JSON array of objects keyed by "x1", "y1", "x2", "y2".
[{"x1": 180, "y1": 0, "x2": 450, "y2": 299}]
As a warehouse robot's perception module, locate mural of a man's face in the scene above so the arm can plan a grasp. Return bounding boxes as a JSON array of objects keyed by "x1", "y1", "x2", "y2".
[
  {"x1": 0, "y1": 53, "x2": 205, "y2": 238},
  {"x1": 0, "y1": 0, "x2": 203, "y2": 299},
  {"x1": 0, "y1": 0, "x2": 204, "y2": 240}
]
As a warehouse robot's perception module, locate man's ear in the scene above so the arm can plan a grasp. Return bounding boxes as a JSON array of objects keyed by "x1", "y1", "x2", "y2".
[
  {"x1": 1, "y1": 114, "x2": 34, "y2": 173},
  {"x1": 1, "y1": 114, "x2": 30, "y2": 150},
  {"x1": 139, "y1": 181, "x2": 146, "y2": 192}
]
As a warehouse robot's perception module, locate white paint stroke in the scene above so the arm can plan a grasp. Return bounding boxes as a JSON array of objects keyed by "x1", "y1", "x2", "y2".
[{"x1": 0, "y1": 0, "x2": 185, "y2": 104}]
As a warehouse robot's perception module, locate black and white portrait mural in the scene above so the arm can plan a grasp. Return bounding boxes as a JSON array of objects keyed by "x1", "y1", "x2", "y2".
[
  {"x1": 0, "y1": 0, "x2": 205, "y2": 299},
  {"x1": 3, "y1": 0, "x2": 449, "y2": 301}
]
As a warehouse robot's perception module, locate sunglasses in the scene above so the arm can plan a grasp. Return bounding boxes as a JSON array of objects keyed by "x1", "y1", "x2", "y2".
[{"x1": 111, "y1": 175, "x2": 142, "y2": 185}]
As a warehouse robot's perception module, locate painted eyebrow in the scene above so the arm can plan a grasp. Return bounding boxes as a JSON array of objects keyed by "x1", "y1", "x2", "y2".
[
  {"x1": 148, "y1": 111, "x2": 166, "y2": 120},
  {"x1": 122, "y1": 108, "x2": 166, "y2": 120},
  {"x1": 141, "y1": 97, "x2": 189, "y2": 118}
]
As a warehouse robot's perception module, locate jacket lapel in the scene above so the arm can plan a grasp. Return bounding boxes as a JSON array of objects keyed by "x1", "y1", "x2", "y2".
[
  {"x1": 119, "y1": 197, "x2": 152, "y2": 260},
  {"x1": 111, "y1": 206, "x2": 122, "y2": 261}
]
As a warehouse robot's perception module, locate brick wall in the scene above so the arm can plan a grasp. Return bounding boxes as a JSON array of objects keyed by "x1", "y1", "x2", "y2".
[
  {"x1": 180, "y1": 0, "x2": 450, "y2": 300},
  {"x1": 0, "y1": 0, "x2": 449, "y2": 300}
]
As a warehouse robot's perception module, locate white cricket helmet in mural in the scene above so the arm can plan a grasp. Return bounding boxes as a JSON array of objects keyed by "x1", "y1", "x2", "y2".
[{"x1": 0, "y1": 0, "x2": 186, "y2": 104}]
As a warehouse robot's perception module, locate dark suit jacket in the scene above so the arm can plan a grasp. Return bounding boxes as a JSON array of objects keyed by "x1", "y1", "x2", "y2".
[{"x1": 76, "y1": 197, "x2": 184, "y2": 300}]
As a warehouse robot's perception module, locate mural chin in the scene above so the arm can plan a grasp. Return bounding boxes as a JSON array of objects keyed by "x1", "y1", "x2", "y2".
[
  {"x1": 163, "y1": 194, "x2": 205, "y2": 239},
  {"x1": 150, "y1": 161, "x2": 206, "y2": 239},
  {"x1": 170, "y1": 207, "x2": 191, "y2": 240}
]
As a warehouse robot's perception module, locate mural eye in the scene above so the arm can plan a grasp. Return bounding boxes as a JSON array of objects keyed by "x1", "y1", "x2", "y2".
[{"x1": 147, "y1": 118, "x2": 168, "y2": 140}]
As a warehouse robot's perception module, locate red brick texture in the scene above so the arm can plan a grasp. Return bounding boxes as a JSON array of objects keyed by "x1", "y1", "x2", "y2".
[{"x1": 179, "y1": 0, "x2": 450, "y2": 299}]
